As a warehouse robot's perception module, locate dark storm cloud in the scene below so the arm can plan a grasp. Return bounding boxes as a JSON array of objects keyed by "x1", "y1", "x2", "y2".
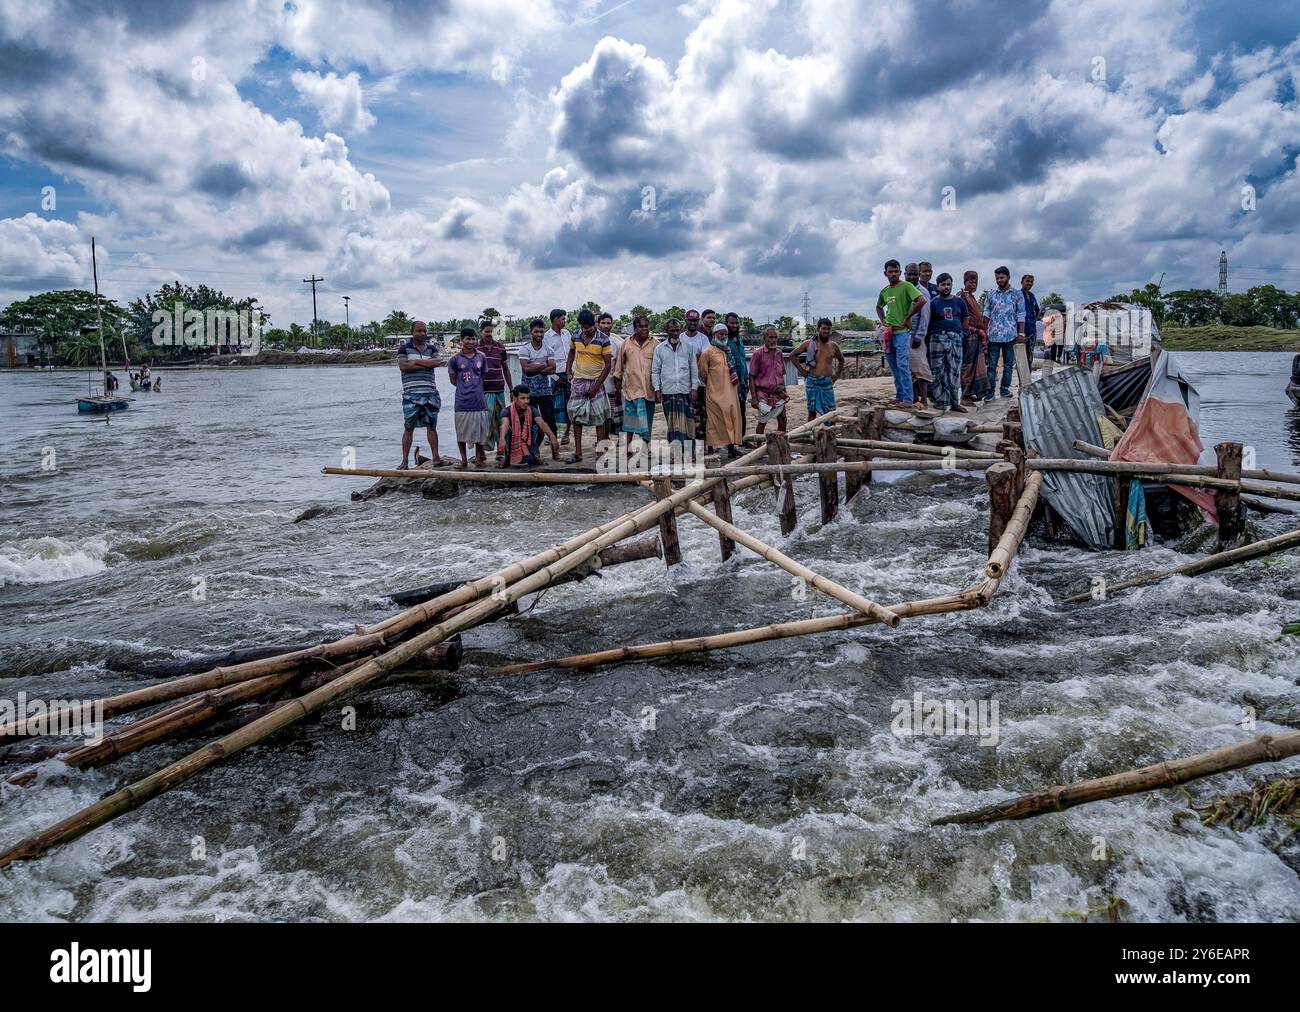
[
  {"x1": 236, "y1": 221, "x2": 325, "y2": 251},
  {"x1": 16, "y1": 110, "x2": 156, "y2": 180},
  {"x1": 194, "y1": 161, "x2": 258, "y2": 198},
  {"x1": 527, "y1": 187, "x2": 704, "y2": 269},
  {"x1": 551, "y1": 43, "x2": 671, "y2": 178},
  {"x1": 0, "y1": 41, "x2": 61, "y2": 86},
  {"x1": 834, "y1": 0, "x2": 1056, "y2": 112},
  {"x1": 738, "y1": 226, "x2": 838, "y2": 277}
]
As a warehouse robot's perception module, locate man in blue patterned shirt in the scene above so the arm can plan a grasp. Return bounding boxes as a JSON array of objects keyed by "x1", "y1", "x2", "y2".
[{"x1": 983, "y1": 266, "x2": 1025, "y2": 401}]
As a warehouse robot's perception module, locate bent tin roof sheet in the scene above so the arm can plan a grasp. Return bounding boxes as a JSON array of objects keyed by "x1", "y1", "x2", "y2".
[{"x1": 1019, "y1": 368, "x2": 1116, "y2": 549}]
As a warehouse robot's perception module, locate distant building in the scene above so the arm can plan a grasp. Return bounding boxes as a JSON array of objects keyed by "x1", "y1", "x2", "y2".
[{"x1": 1, "y1": 325, "x2": 41, "y2": 367}]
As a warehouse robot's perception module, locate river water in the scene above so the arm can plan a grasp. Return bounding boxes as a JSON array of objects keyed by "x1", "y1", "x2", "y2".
[{"x1": 1, "y1": 352, "x2": 1298, "y2": 922}]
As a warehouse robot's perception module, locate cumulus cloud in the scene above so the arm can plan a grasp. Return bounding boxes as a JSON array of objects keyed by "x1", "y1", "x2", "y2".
[
  {"x1": 1, "y1": 0, "x2": 1298, "y2": 325},
  {"x1": 291, "y1": 70, "x2": 376, "y2": 134}
]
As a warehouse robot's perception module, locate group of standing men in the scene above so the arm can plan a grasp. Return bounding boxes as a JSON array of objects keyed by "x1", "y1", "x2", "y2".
[
  {"x1": 394, "y1": 307, "x2": 851, "y2": 470},
  {"x1": 875, "y1": 261, "x2": 1040, "y2": 412}
]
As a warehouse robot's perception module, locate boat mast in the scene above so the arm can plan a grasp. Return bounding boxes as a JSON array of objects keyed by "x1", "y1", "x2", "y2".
[{"x1": 91, "y1": 236, "x2": 108, "y2": 395}]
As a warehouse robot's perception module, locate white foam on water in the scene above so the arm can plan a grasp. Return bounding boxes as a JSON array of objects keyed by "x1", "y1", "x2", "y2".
[{"x1": 0, "y1": 535, "x2": 110, "y2": 587}]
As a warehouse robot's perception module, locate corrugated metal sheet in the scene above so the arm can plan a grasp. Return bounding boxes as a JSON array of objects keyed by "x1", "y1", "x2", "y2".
[
  {"x1": 1098, "y1": 357, "x2": 1152, "y2": 411},
  {"x1": 1019, "y1": 369, "x2": 1115, "y2": 549}
]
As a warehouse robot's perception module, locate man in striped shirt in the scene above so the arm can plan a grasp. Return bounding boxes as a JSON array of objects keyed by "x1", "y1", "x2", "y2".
[{"x1": 396, "y1": 320, "x2": 447, "y2": 468}]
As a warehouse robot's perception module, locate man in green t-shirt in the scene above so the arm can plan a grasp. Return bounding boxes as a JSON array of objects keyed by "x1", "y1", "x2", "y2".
[{"x1": 875, "y1": 259, "x2": 927, "y2": 407}]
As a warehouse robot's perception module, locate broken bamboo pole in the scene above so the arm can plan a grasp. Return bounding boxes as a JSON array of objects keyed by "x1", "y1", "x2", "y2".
[
  {"x1": 932, "y1": 730, "x2": 1300, "y2": 826},
  {"x1": 986, "y1": 471, "x2": 1044, "y2": 580},
  {"x1": 1060, "y1": 525, "x2": 1300, "y2": 604},
  {"x1": 481, "y1": 590, "x2": 982, "y2": 677},
  {"x1": 683, "y1": 500, "x2": 900, "y2": 626},
  {"x1": 0, "y1": 474, "x2": 728, "y2": 868}
]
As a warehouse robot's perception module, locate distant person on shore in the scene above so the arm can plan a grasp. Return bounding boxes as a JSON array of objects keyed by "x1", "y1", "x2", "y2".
[
  {"x1": 725, "y1": 312, "x2": 749, "y2": 433},
  {"x1": 700, "y1": 322, "x2": 744, "y2": 458},
  {"x1": 683, "y1": 310, "x2": 710, "y2": 441},
  {"x1": 396, "y1": 320, "x2": 447, "y2": 469},
  {"x1": 600, "y1": 312, "x2": 624, "y2": 436},
  {"x1": 749, "y1": 325, "x2": 789, "y2": 434},
  {"x1": 652, "y1": 316, "x2": 699, "y2": 454},
  {"x1": 875, "y1": 260, "x2": 926, "y2": 408},
  {"x1": 615, "y1": 314, "x2": 658, "y2": 451},
  {"x1": 497, "y1": 384, "x2": 559, "y2": 468},
  {"x1": 564, "y1": 308, "x2": 613, "y2": 463},
  {"x1": 448, "y1": 327, "x2": 488, "y2": 468},
  {"x1": 546, "y1": 309, "x2": 571, "y2": 445},
  {"x1": 984, "y1": 266, "x2": 1026, "y2": 401},
  {"x1": 478, "y1": 319, "x2": 512, "y2": 452},
  {"x1": 959, "y1": 270, "x2": 989, "y2": 403},
  {"x1": 519, "y1": 318, "x2": 558, "y2": 453},
  {"x1": 1021, "y1": 274, "x2": 1041, "y2": 358},
  {"x1": 905, "y1": 263, "x2": 933, "y2": 406},
  {"x1": 927, "y1": 274, "x2": 968, "y2": 413},
  {"x1": 792, "y1": 318, "x2": 845, "y2": 424}
]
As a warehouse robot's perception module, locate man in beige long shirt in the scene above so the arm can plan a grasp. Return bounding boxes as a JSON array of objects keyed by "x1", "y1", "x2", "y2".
[
  {"x1": 700, "y1": 322, "x2": 743, "y2": 458},
  {"x1": 614, "y1": 316, "x2": 658, "y2": 451}
]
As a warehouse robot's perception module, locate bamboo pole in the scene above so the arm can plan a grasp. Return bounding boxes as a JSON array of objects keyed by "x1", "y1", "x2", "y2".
[
  {"x1": 683, "y1": 501, "x2": 899, "y2": 626},
  {"x1": 0, "y1": 473, "x2": 727, "y2": 867},
  {"x1": 986, "y1": 471, "x2": 1044, "y2": 579},
  {"x1": 711, "y1": 480, "x2": 736, "y2": 561},
  {"x1": 788, "y1": 436, "x2": 1003, "y2": 460},
  {"x1": 653, "y1": 476, "x2": 682, "y2": 566},
  {"x1": 481, "y1": 591, "x2": 982, "y2": 677},
  {"x1": 844, "y1": 408, "x2": 869, "y2": 503},
  {"x1": 932, "y1": 730, "x2": 1300, "y2": 826},
  {"x1": 1070, "y1": 439, "x2": 1300, "y2": 487},
  {"x1": 1027, "y1": 459, "x2": 1300, "y2": 504},
  {"x1": 986, "y1": 463, "x2": 1016, "y2": 556},
  {"x1": 1060, "y1": 525, "x2": 1300, "y2": 604}
]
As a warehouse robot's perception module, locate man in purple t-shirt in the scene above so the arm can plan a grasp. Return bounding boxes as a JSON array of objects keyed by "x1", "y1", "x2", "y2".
[
  {"x1": 448, "y1": 327, "x2": 489, "y2": 468},
  {"x1": 748, "y1": 325, "x2": 789, "y2": 434}
]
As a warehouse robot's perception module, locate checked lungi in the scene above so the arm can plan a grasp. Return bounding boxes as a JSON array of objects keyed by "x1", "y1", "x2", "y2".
[{"x1": 927, "y1": 333, "x2": 963, "y2": 409}]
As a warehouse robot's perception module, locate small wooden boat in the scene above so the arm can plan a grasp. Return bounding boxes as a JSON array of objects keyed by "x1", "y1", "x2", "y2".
[{"x1": 77, "y1": 395, "x2": 130, "y2": 413}]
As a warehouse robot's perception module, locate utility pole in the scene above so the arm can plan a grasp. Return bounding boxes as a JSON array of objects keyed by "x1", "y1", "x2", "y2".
[
  {"x1": 1218, "y1": 251, "x2": 1227, "y2": 295},
  {"x1": 342, "y1": 295, "x2": 351, "y2": 345},
  {"x1": 303, "y1": 275, "x2": 324, "y2": 345}
]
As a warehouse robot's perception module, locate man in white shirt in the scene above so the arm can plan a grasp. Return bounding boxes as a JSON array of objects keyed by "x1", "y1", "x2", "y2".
[
  {"x1": 683, "y1": 309, "x2": 710, "y2": 440},
  {"x1": 599, "y1": 311, "x2": 624, "y2": 436},
  {"x1": 545, "y1": 308, "x2": 571, "y2": 444}
]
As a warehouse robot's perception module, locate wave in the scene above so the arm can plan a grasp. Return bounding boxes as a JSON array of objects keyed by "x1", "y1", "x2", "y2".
[{"x1": 0, "y1": 536, "x2": 110, "y2": 587}]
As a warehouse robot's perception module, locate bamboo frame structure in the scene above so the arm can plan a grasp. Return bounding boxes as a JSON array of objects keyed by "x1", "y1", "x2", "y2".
[{"x1": 1027, "y1": 458, "x2": 1300, "y2": 503}]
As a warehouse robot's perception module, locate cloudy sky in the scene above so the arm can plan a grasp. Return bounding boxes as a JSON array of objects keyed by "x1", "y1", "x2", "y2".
[{"x1": 2, "y1": 0, "x2": 1299, "y2": 329}]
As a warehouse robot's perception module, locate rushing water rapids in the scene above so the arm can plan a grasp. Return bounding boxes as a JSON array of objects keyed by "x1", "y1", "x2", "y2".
[{"x1": 1, "y1": 352, "x2": 1298, "y2": 922}]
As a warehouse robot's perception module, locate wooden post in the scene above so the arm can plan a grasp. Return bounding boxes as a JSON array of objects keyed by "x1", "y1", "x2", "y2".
[
  {"x1": 1215, "y1": 441, "x2": 1244, "y2": 547},
  {"x1": 986, "y1": 462, "x2": 1017, "y2": 555},
  {"x1": 767, "y1": 432, "x2": 797, "y2": 536},
  {"x1": 653, "y1": 477, "x2": 682, "y2": 567},
  {"x1": 845, "y1": 407, "x2": 870, "y2": 502},
  {"x1": 867, "y1": 405, "x2": 885, "y2": 443},
  {"x1": 1113, "y1": 474, "x2": 1131, "y2": 550},
  {"x1": 1004, "y1": 445, "x2": 1025, "y2": 500},
  {"x1": 712, "y1": 480, "x2": 736, "y2": 561},
  {"x1": 815, "y1": 427, "x2": 838, "y2": 524},
  {"x1": 1001, "y1": 420, "x2": 1024, "y2": 453}
]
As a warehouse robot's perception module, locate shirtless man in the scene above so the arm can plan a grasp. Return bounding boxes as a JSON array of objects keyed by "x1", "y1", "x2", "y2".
[{"x1": 791, "y1": 317, "x2": 845, "y2": 424}]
